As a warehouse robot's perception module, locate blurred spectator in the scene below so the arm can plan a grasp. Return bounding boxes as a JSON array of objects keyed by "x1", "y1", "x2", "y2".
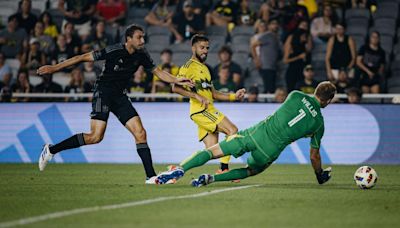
[
  {"x1": 34, "y1": 74, "x2": 63, "y2": 94},
  {"x1": 64, "y1": 67, "x2": 92, "y2": 102},
  {"x1": 13, "y1": 0, "x2": 37, "y2": 35},
  {"x1": 52, "y1": 34, "x2": 75, "y2": 73},
  {"x1": 0, "y1": 81, "x2": 12, "y2": 102},
  {"x1": 80, "y1": 61, "x2": 101, "y2": 86},
  {"x1": 32, "y1": 21, "x2": 55, "y2": 57},
  {"x1": 0, "y1": 53, "x2": 13, "y2": 84},
  {"x1": 325, "y1": 22, "x2": 356, "y2": 82},
  {"x1": 298, "y1": 0, "x2": 318, "y2": 17},
  {"x1": 356, "y1": 31, "x2": 385, "y2": 94},
  {"x1": 213, "y1": 46, "x2": 242, "y2": 89},
  {"x1": 21, "y1": 38, "x2": 46, "y2": 76},
  {"x1": 295, "y1": 64, "x2": 318, "y2": 94},
  {"x1": 257, "y1": 0, "x2": 284, "y2": 25},
  {"x1": 131, "y1": 0, "x2": 156, "y2": 9},
  {"x1": 283, "y1": 28, "x2": 311, "y2": 92},
  {"x1": 95, "y1": 0, "x2": 127, "y2": 26},
  {"x1": 171, "y1": 0, "x2": 205, "y2": 43},
  {"x1": 83, "y1": 20, "x2": 113, "y2": 51},
  {"x1": 310, "y1": 5, "x2": 336, "y2": 43},
  {"x1": 350, "y1": 0, "x2": 367, "y2": 8},
  {"x1": 176, "y1": 0, "x2": 213, "y2": 16},
  {"x1": 145, "y1": 0, "x2": 175, "y2": 26},
  {"x1": 151, "y1": 49, "x2": 179, "y2": 99},
  {"x1": 151, "y1": 63, "x2": 173, "y2": 99},
  {"x1": 346, "y1": 87, "x2": 362, "y2": 104},
  {"x1": 282, "y1": 2, "x2": 309, "y2": 39},
  {"x1": 39, "y1": 11, "x2": 59, "y2": 39},
  {"x1": 63, "y1": 22, "x2": 82, "y2": 55},
  {"x1": 335, "y1": 68, "x2": 350, "y2": 94},
  {"x1": 245, "y1": 85, "x2": 259, "y2": 103},
  {"x1": 251, "y1": 18, "x2": 281, "y2": 93},
  {"x1": 273, "y1": 87, "x2": 287, "y2": 103},
  {"x1": 0, "y1": 53, "x2": 13, "y2": 101},
  {"x1": 58, "y1": 0, "x2": 97, "y2": 40},
  {"x1": 213, "y1": 65, "x2": 236, "y2": 93},
  {"x1": 11, "y1": 68, "x2": 32, "y2": 102},
  {"x1": 236, "y1": 0, "x2": 256, "y2": 26},
  {"x1": 251, "y1": 20, "x2": 268, "y2": 50},
  {"x1": 130, "y1": 65, "x2": 149, "y2": 94},
  {"x1": 205, "y1": 0, "x2": 237, "y2": 27},
  {"x1": 0, "y1": 15, "x2": 28, "y2": 59}
]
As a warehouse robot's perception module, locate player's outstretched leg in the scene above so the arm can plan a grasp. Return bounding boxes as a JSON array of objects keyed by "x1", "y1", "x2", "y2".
[
  {"x1": 191, "y1": 168, "x2": 251, "y2": 187},
  {"x1": 38, "y1": 120, "x2": 106, "y2": 171}
]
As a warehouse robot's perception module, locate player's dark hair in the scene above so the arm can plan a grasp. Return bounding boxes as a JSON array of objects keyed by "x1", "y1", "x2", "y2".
[
  {"x1": 191, "y1": 34, "x2": 209, "y2": 46},
  {"x1": 315, "y1": 81, "x2": 336, "y2": 101},
  {"x1": 125, "y1": 24, "x2": 144, "y2": 42}
]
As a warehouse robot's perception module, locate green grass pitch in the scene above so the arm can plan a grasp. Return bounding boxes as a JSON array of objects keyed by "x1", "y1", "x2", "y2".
[{"x1": 0, "y1": 164, "x2": 399, "y2": 228}]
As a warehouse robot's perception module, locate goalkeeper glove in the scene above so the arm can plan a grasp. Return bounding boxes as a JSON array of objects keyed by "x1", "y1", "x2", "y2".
[{"x1": 315, "y1": 167, "x2": 332, "y2": 184}]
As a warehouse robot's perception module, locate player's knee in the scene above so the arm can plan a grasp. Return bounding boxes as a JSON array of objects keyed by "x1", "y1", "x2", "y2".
[
  {"x1": 227, "y1": 126, "x2": 238, "y2": 136},
  {"x1": 134, "y1": 128, "x2": 147, "y2": 142}
]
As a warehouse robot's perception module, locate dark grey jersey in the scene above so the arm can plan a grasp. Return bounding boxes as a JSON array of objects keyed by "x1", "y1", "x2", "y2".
[{"x1": 92, "y1": 43, "x2": 155, "y2": 90}]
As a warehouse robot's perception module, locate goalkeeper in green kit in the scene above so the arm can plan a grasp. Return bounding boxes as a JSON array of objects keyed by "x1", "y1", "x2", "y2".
[{"x1": 155, "y1": 81, "x2": 336, "y2": 186}]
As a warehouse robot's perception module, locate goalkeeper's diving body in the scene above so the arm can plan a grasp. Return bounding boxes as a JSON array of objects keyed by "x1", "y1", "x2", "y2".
[{"x1": 156, "y1": 81, "x2": 336, "y2": 186}]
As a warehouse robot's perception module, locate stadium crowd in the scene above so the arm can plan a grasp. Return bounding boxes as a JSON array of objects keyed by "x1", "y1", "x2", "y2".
[{"x1": 0, "y1": 0, "x2": 399, "y2": 103}]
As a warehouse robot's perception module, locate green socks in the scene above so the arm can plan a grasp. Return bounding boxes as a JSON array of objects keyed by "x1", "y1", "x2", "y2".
[
  {"x1": 214, "y1": 168, "x2": 250, "y2": 182},
  {"x1": 180, "y1": 150, "x2": 213, "y2": 171}
]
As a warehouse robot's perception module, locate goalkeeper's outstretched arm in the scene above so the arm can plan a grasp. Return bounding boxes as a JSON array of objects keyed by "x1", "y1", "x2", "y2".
[{"x1": 310, "y1": 147, "x2": 331, "y2": 184}]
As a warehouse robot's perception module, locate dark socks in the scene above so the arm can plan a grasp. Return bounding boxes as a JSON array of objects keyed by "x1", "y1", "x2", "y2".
[
  {"x1": 136, "y1": 143, "x2": 156, "y2": 178},
  {"x1": 220, "y1": 163, "x2": 229, "y2": 171},
  {"x1": 49, "y1": 133, "x2": 86, "y2": 154}
]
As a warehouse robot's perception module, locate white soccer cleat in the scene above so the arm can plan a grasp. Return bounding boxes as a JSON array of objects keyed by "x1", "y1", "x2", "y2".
[
  {"x1": 155, "y1": 166, "x2": 184, "y2": 184},
  {"x1": 38, "y1": 144, "x2": 53, "y2": 171},
  {"x1": 145, "y1": 176, "x2": 157, "y2": 184},
  {"x1": 191, "y1": 174, "x2": 213, "y2": 187}
]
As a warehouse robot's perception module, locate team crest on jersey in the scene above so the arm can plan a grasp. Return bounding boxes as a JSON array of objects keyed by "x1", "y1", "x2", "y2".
[
  {"x1": 118, "y1": 59, "x2": 123, "y2": 63},
  {"x1": 214, "y1": 111, "x2": 219, "y2": 116}
]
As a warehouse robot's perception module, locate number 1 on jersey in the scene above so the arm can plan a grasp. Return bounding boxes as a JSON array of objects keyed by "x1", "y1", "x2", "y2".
[{"x1": 288, "y1": 109, "x2": 306, "y2": 127}]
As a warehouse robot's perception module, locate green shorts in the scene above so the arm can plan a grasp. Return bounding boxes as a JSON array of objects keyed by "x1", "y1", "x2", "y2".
[{"x1": 219, "y1": 120, "x2": 285, "y2": 172}]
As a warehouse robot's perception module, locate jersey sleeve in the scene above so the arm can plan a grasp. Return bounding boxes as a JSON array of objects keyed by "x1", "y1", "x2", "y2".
[
  {"x1": 310, "y1": 123, "x2": 324, "y2": 149},
  {"x1": 141, "y1": 49, "x2": 156, "y2": 72},
  {"x1": 92, "y1": 48, "x2": 107, "y2": 61}
]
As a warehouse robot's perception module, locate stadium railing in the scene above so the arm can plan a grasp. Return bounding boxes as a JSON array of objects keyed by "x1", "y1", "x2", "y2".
[{"x1": 10, "y1": 92, "x2": 400, "y2": 103}]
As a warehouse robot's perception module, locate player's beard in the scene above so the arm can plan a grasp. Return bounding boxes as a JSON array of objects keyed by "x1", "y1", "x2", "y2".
[{"x1": 195, "y1": 52, "x2": 207, "y2": 63}]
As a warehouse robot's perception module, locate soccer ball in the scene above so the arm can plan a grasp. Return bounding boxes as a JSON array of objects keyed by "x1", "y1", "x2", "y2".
[{"x1": 354, "y1": 166, "x2": 378, "y2": 189}]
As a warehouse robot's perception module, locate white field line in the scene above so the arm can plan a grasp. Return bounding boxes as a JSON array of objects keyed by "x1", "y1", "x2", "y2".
[{"x1": 0, "y1": 185, "x2": 260, "y2": 228}]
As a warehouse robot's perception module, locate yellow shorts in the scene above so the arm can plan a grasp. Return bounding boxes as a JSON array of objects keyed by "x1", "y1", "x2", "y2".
[{"x1": 190, "y1": 106, "x2": 225, "y2": 141}]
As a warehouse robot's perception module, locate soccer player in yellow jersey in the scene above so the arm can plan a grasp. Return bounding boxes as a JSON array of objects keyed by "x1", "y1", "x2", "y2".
[{"x1": 172, "y1": 34, "x2": 246, "y2": 173}]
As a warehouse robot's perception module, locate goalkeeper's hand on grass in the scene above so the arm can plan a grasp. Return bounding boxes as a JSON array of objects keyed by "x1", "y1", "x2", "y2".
[{"x1": 315, "y1": 167, "x2": 332, "y2": 184}]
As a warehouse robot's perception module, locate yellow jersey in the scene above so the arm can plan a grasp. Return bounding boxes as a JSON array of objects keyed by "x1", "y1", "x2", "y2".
[{"x1": 177, "y1": 58, "x2": 214, "y2": 114}]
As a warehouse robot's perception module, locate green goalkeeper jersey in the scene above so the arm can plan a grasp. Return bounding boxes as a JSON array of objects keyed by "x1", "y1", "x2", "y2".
[{"x1": 266, "y1": 91, "x2": 324, "y2": 149}]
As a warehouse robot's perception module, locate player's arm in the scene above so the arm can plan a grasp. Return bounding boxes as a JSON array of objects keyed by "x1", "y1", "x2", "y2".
[
  {"x1": 211, "y1": 87, "x2": 246, "y2": 102},
  {"x1": 171, "y1": 84, "x2": 210, "y2": 108},
  {"x1": 310, "y1": 124, "x2": 331, "y2": 184},
  {"x1": 37, "y1": 52, "x2": 94, "y2": 75},
  {"x1": 152, "y1": 68, "x2": 194, "y2": 88}
]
